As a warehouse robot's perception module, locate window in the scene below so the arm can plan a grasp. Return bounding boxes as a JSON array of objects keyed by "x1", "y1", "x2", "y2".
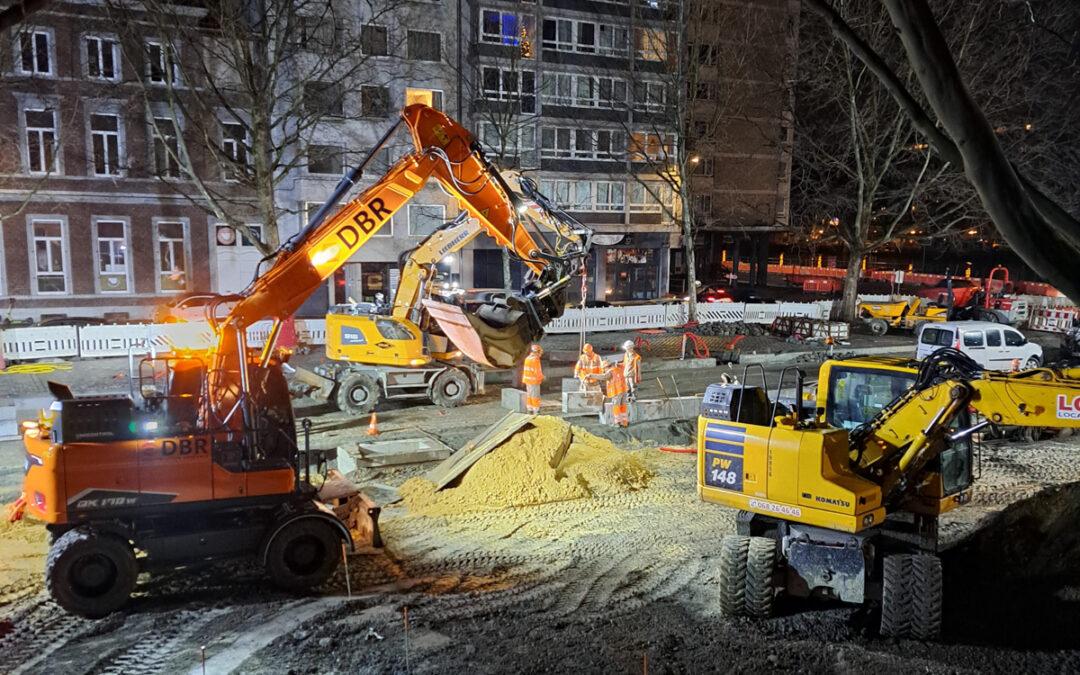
[
  {"x1": 693, "y1": 81, "x2": 715, "y2": 101},
  {"x1": 542, "y1": 19, "x2": 627, "y2": 56},
  {"x1": 594, "y1": 181, "x2": 625, "y2": 211},
  {"x1": 692, "y1": 157, "x2": 714, "y2": 176},
  {"x1": 693, "y1": 194, "x2": 712, "y2": 218},
  {"x1": 85, "y1": 36, "x2": 119, "y2": 80},
  {"x1": 635, "y1": 81, "x2": 667, "y2": 111},
  {"x1": 304, "y1": 82, "x2": 343, "y2": 117},
  {"x1": 407, "y1": 31, "x2": 440, "y2": 61},
  {"x1": 540, "y1": 72, "x2": 624, "y2": 109},
  {"x1": 24, "y1": 108, "x2": 57, "y2": 174},
  {"x1": 477, "y1": 122, "x2": 537, "y2": 168},
  {"x1": 94, "y1": 219, "x2": 129, "y2": 293},
  {"x1": 629, "y1": 132, "x2": 674, "y2": 161},
  {"x1": 152, "y1": 117, "x2": 182, "y2": 177},
  {"x1": 361, "y1": 85, "x2": 390, "y2": 117},
  {"x1": 920, "y1": 327, "x2": 953, "y2": 347},
  {"x1": 405, "y1": 87, "x2": 443, "y2": 109},
  {"x1": 17, "y1": 29, "x2": 51, "y2": 75},
  {"x1": 1004, "y1": 329, "x2": 1025, "y2": 347},
  {"x1": 361, "y1": 24, "x2": 388, "y2": 56},
  {"x1": 145, "y1": 40, "x2": 179, "y2": 85},
  {"x1": 156, "y1": 221, "x2": 188, "y2": 292},
  {"x1": 408, "y1": 204, "x2": 445, "y2": 236},
  {"x1": 629, "y1": 182, "x2": 669, "y2": 212},
  {"x1": 985, "y1": 329, "x2": 1002, "y2": 347},
  {"x1": 239, "y1": 224, "x2": 263, "y2": 247},
  {"x1": 222, "y1": 122, "x2": 247, "y2": 180},
  {"x1": 308, "y1": 144, "x2": 343, "y2": 174},
  {"x1": 540, "y1": 127, "x2": 624, "y2": 160},
  {"x1": 299, "y1": 15, "x2": 339, "y2": 51},
  {"x1": 31, "y1": 219, "x2": 67, "y2": 294},
  {"x1": 482, "y1": 67, "x2": 535, "y2": 113},
  {"x1": 90, "y1": 113, "x2": 122, "y2": 176},
  {"x1": 825, "y1": 367, "x2": 915, "y2": 430},
  {"x1": 695, "y1": 43, "x2": 718, "y2": 66},
  {"x1": 481, "y1": 9, "x2": 534, "y2": 47},
  {"x1": 963, "y1": 332, "x2": 984, "y2": 347},
  {"x1": 635, "y1": 28, "x2": 667, "y2": 62}
]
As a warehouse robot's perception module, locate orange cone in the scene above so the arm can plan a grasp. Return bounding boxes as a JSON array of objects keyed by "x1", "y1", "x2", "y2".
[{"x1": 366, "y1": 412, "x2": 379, "y2": 436}]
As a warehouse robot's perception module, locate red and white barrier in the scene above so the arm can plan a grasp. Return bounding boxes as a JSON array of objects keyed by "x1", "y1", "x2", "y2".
[{"x1": 1028, "y1": 307, "x2": 1077, "y2": 333}]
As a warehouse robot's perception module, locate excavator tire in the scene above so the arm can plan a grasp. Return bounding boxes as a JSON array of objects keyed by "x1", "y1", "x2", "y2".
[
  {"x1": 265, "y1": 519, "x2": 342, "y2": 592},
  {"x1": 335, "y1": 372, "x2": 380, "y2": 415},
  {"x1": 46, "y1": 527, "x2": 137, "y2": 618},
  {"x1": 718, "y1": 535, "x2": 750, "y2": 616},
  {"x1": 429, "y1": 368, "x2": 470, "y2": 408},
  {"x1": 868, "y1": 319, "x2": 889, "y2": 336},
  {"x1": 745, "y1": 537, "x2": 777, "y2": 618},
  {"x1": 910, "y1": 554, "x2": 943, "y2": 640},
  {"x1": 879, "y1": 554, "x2": 914, "y2": 638}
]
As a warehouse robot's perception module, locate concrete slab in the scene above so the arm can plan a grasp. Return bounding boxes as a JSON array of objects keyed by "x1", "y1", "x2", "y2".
[
  {"x1": 562, "y1": 390, "x2": 604, "y2": 414},
  {"x1": 355, "y1": 437, "x2": 452, "y2": 467},
  {"x1": 560, "y1": 378, "x2": 582, "y2": 394},
  {"x1": 601, "y1": 395, "x2": 703, "y2": 425},
  {"x1": 501, "y1": 388, "x2": 528, "y2": 412}
]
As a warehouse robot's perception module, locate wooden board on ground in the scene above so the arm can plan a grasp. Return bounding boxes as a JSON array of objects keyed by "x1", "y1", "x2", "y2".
[
  {"x1": 425, "y1": 411, "x2": 536, "y2": 489},
  {"x1": 355, "y1": 436, "x2": 453, "y2": 468}
]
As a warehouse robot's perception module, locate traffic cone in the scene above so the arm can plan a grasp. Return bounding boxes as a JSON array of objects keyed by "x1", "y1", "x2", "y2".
[{"x1": 366, "y1": 412, "x2": 379, "y2": 436}]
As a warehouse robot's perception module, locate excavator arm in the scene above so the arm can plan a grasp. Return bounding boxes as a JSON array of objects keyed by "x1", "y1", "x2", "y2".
[
  {"x1": 210, "y1": 104, "x2": 588, "y2": 415},
  {"x1": 851, "y1": 349, "x2": 1080, "y2": 502}
]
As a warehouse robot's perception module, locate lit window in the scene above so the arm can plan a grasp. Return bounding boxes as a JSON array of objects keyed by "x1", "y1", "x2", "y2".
[
  {"x1": 405, "y1": 87, "x2": 443, "y2": 109},
  {"x1": 480, "y1": 9, "x2": 534, "y2": 47}
]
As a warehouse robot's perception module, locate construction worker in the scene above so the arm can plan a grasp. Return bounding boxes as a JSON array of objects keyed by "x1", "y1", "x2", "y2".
[
  {"x1": 604, "y1": 359, "x2": 629, "y2": 427},
  {"x1": 574, "y1": 343, "x2": 604, "y2": 393},
  {"x1": 622, "y1": 340, "x2": 641, "y2": 401},
  {"x1": 521, "y1": 344, "x2": 545, "y2": 414}
]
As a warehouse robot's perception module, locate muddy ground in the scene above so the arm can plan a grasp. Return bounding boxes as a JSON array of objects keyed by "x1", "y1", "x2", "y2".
[{"x1": 2, "y1": 395, "x2": 1080, "y2": 674}]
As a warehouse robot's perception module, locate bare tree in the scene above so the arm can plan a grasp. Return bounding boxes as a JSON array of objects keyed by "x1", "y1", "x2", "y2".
[
  {"x1": 103, "y1": 0, "x2": 404, "y2": 256},
  {"x1": 804, "y1": 0, "x2": 1080, "y2": 304}
]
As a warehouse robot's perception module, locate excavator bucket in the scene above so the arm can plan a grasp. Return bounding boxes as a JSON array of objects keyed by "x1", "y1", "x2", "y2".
[{"x1": 423, "y1": 298, "x2": 540, "y2": 368}]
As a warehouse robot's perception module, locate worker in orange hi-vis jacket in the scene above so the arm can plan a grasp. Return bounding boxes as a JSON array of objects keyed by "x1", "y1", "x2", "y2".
[
  {"x1": 621, "y1": 340, "x2": 641, "y2": 401},
  {"x1": 604, "y1": 360, "x2": 629, "y2": 427},
  {"x1": 521, "y1": 344, "x2": 545, "y2": 414},
  {"x1": 574, "y1": 343, "x2": 604, "y2": 393}
]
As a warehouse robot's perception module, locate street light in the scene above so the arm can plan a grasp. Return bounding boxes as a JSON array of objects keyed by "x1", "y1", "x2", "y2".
[{"x1": 689, "y1": 155, "x2": 700, "y2": 164}]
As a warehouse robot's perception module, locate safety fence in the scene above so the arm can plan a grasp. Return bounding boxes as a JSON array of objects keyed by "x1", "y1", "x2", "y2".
[
  {"x1": 1028, "y1": 307, "x2": 1077, "y2": 333},
  {"x1": 544, "y1": 300, "x2": 834, "y2": 334}
]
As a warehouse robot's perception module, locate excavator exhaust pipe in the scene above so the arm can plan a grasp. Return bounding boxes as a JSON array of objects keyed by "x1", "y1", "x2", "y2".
[{"x1": 423, "y1": 283, "x2": 569, "y2": 368}]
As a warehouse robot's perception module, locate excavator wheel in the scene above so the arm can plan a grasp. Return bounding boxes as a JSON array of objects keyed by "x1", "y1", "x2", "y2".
[
  {"x1": 265, "y1": 519, "x2": 342, "y2": 592},
  {"x1": 745, "y1": 537, "x2": 778, "y2": 618},
  {"x1": 429, "y1": 368, "x2": 471, "y2": 408},
  {"x1": 718, "y1": 534, "x2": 750, "y2": 616},
  {"x1": 335, "y1": 372, "x2": 381, "y2": 415},
  {"x1": 46, "y1": 527, "x2": 137, "y2": 618},
  {"x1": 879, "y1": 553, "x2": 942, "y2": 639},
  {"x1": 868, "y1": 319, "x2": 889, "y2": 336}
]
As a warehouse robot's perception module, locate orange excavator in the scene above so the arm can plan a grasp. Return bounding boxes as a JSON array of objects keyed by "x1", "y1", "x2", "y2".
[{"x1": 12, "y1": 104, "x2": 590, "y2": 617}]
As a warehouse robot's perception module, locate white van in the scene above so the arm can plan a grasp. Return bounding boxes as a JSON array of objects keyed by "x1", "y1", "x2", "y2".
[{"x1": 916, "y1": 321, "x2": 1042, "y2": 370}]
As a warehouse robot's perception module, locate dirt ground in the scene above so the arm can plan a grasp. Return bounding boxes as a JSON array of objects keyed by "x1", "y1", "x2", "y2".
[{"x1": 2, "y1": 403, "x2": 1080, "y2": 674}]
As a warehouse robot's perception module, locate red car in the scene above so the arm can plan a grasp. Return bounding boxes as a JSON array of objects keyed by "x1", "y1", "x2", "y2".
[{"x1": 697, "y1": 285, "x2": 735, "y2": 303}]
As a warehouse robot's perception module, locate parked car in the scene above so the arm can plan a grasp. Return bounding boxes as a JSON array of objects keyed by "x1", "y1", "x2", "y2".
[
  {"x1": 698, "y1": 285, "x2": 735, "y2": 303},
  {"x1": 916, "y1": 321, "x2": 1042, "y2": 370}
]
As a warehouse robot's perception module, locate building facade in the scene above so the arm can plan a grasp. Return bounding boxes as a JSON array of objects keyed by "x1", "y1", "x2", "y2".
[{"x1": 0, "y1": 0, "x2": 796, "y2": 322}]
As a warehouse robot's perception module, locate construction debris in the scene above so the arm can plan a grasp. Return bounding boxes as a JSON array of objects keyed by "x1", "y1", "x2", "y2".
[
  {"x1": 399, "y1": 416, "x2": 652, "y2": 515},
  {"x1": 691, "y1": 321, "x2": 766, "y2": 337}
]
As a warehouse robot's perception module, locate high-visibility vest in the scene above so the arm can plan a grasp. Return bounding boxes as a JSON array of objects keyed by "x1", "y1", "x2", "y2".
[
  {"x1": 623, "y1": 351, "x2": 641, "y2": 383},
  {"x1": 606, "y1": 365, "x2": 627, "y2": 397},
  {"x1": 522, "y1": 354, "x2": 544, "y2": 385},
  {"x1": 575, "y1": 352, "x2": 603, "y2": 379}
]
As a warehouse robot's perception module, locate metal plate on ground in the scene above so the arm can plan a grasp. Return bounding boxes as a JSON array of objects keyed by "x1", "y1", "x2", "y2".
[
  {"x1": 355, "y1": 436, "x2": 453, "y2": 468},
  {"x1": 425, "y1": 411, "x2": 536, "y2": 489}
]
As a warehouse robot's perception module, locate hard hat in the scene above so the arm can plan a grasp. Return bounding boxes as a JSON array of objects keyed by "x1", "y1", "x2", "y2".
[
  {"x1": 531, "y1": 344, "x2": 542, "y2": 353},
  {"x1": 622, "y1": 340, "x2": 635, "y2": 351}
]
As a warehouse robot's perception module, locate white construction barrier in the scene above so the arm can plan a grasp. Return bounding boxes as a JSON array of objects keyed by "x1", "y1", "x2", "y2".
[
  {"x1": 1, "y1": 326, "x2": 80, "y2": 360},
  {"x1": 1028, "y1": 307, "x2": 1077, "y2": 333}
]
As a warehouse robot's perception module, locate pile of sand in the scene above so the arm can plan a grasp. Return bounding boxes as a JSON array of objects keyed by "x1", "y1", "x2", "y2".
[
  {"x1": 400, "y1": 417, "x2": 652, "y2": 515},
  {"x1": 0, "y1": 518, "x2": 48, "y2": 593}
]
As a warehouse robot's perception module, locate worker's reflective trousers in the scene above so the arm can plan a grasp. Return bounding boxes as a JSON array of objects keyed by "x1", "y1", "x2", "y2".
[
  {"x1": 610, "y1": 393, "x2": 629, "y2": 426},
  {"x1": 526, "y1": 383, "x2": 542, "y2": 413}
]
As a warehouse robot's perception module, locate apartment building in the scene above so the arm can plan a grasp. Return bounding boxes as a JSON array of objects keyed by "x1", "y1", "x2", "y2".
[{"x1": 0, "y1": 6, "x2": 215, "y2": 321}]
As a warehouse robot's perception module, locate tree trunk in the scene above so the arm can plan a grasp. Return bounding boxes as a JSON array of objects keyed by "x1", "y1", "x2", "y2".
[
  {"x1": 838, "y1": 250, "x2": 863, "y2": 322},
  {"x1": 684, "y1": 218, "x2": 698, "y2": 323}
]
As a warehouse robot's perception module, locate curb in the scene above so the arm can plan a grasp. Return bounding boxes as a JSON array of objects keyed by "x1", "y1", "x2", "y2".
[{"x1": 738, "y1": 344, "x2": 912, "y2": 367}]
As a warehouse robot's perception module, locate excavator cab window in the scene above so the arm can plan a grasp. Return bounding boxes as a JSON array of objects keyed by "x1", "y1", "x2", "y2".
[
  {"x1": 136, "y1": 356, "x2": 207, "y2": 435},
  {"x1": 375, "y1": 318, "x2": 415, "y2": 341},
  {"x1": 826, "y1": 367, "x2": 916, "y2": 430}
]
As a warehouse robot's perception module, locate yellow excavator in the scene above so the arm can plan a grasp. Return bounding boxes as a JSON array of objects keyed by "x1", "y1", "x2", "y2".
[
  {"x1": 302, "y1": 174, "x2": 588, "y2": 414},
  {"x1": 698, "y1": 349, "x2": 1080, "y2": 638}
]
